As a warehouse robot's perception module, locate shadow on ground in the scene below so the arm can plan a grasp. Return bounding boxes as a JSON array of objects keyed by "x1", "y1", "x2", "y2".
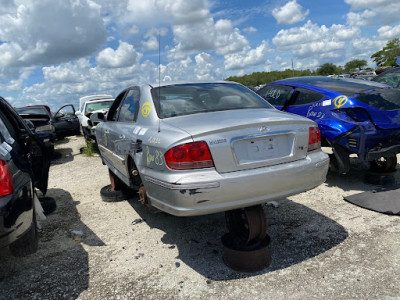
[
  {"x1": 127, "y1": 195, "x2": 348, "y2": 281},
  {"x1": 0, "y1": 188, "x2": 104, "y2": 300}
]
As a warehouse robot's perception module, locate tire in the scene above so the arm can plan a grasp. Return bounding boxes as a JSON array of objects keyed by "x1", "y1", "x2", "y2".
[
  {"x1": 9, "y1": 212, "x2": 38, "y2": 257},
  {"x1": 100, "y1": 184, "x2": 126, "y2": 202},
  {"x1": 369, "y1": 156, "x2": 397, "y2": 173}
]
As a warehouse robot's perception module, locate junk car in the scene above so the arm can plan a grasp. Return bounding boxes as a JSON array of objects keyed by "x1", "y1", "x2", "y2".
[
  {"x1": 257, "y1": 76, "x2": 400, "y2": 174},
  {"x1": 0, "y1": 97, "x2": 50, "y2": 256},
  {"x1": 93, "y1": 81, "x2": 329, "y2": 216},
  {"x1": 75, "y1": 95, "x2": 114, "y2": 142}
]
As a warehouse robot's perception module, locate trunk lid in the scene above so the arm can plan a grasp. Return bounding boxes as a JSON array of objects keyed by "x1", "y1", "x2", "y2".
[{"x1": 162, "y1": 109, "x2": 314, "y2": 173}]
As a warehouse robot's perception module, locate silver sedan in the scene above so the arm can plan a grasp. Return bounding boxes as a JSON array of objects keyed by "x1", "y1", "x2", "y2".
[{"x1": 95, "y1": 81, "x2": 329, "y2": 216}]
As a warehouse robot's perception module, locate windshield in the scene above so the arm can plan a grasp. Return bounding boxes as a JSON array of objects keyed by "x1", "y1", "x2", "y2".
[
  {"x1": 151, "y1": 83, "x2": 272, "y2": 118},
  {"x1": 16, "y1": 107, "x2": 49, "y2": 115},
  {"x1": 84, "y1": 101, "x2": 114, "y2": 114}
]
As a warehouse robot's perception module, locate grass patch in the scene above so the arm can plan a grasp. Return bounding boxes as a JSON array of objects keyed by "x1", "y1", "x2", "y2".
[{"x1": 82, "y1": 141, "x2": 98, "y2": 156}]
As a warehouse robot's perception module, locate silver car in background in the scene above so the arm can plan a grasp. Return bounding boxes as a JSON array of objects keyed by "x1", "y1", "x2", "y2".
[{"x1": 95, "y1": 81, "x2": 329, "y2": 216}]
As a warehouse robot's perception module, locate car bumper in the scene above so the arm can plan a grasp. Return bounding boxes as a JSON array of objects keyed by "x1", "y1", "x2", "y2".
[
  {"x1": 142, "y1": 151, "x2": 329, "y2": 216},
  {"x1": 0, "y1": 189, "x2": 34, "y2": 248}
]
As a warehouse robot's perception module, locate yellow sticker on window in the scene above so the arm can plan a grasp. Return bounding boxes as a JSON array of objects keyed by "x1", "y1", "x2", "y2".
[
  {"x1": 141, "y1": 102, "x2": 151, "y2": 117},
  {"x1": 333, "y1": 95, "x2": 348, "y2": 108}
]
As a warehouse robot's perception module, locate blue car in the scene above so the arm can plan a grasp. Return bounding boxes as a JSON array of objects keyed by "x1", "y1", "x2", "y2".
[{"x1": 257, "y1": 76, "x2": 400, "y2": 174}]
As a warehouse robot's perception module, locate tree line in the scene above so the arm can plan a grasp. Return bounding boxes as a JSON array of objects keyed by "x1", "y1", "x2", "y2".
[{"x1": 226, "y1": 38, "x2": 400, "y2": 86}]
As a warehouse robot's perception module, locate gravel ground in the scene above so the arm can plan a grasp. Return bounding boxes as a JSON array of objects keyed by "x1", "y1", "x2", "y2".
[{"x1": 1, "y1": 136, "x2": 400, "y2": 300}]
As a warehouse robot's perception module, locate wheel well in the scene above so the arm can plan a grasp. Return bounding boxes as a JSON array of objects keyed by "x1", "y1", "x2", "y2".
[{"x1": 127, "y1": 156, "x2": 142, "y2": 188}]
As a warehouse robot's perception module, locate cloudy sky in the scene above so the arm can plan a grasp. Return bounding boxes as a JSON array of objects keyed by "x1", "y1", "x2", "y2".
[{"x1": 1, "y1": 0, "x2": 400, "y2": 110}]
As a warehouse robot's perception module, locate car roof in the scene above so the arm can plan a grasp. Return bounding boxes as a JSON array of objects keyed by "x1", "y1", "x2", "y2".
[
  {"x1": 146, "y1": 80, "x2": 238, "y2": 89},
  {"x1": 273, "y1": 76, "x2": 390, "y2": 96}
]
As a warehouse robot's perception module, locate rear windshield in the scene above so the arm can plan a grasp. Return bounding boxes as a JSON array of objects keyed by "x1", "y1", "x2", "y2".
[
  {"x1": 85, "y1": 101, "x2": 114, "y2": 114},
  {"x1": 282, "y1": 77, "x2": 390, "y2": 96},
  {"x1": 354, "y1": 89, "x2": 400, "y2": 110},
  {"x1": 151, "y1": 83, "x2": 271, "y2": 118}
]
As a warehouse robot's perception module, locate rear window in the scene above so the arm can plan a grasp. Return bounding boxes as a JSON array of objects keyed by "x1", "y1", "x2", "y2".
[
  {"x1": 151, "y1": 83, "x2": 272, "y2": 118},
  {"x1": 354, "y1": 89, "x2": 400, "y2": 110},
  {"x1": 282, "y1": 77, "x2": 389, "y2": 96}
]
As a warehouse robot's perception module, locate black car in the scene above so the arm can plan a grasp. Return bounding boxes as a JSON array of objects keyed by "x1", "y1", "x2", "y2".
[
  {"x1": 0, "y1": 97, "x2": 50, "y2": 256},
  {"x1": 372, "y1": 66, "x2": 400, "y2": 88},
  {"x1": 16, "y1": 104, "x2": 80, "y2": 140}
]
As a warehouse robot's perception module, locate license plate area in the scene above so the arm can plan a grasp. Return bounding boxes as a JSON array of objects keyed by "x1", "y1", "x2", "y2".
[{"x1": 233, "y1": 133, "x2": 294, "y2": 165}]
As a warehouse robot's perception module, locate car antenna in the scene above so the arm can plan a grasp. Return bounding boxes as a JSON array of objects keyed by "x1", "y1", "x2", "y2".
[{"x1": 158, "y1": 30, "x2": 161, "y2": 133}]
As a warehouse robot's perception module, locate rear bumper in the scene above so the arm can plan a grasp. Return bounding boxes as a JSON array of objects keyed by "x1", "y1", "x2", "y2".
[
  {"x1": 0, "y1": 188, "x2": 34, "y2": 248},
  {"x1": 143, "y1": 150, "x2": 329, "y2": 216}
]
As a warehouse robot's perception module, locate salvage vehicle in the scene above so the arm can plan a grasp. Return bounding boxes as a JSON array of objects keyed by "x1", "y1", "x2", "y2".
[
  {"x1": 257, "y1": 76, "x2": 400, "y2": 174},
  {"x1": 0, "y1": 97, "x2": 50, "y2": 256},
  {"x1": 75, "y1": 95, "x2": 114, "y2": 142},
  {"x1": 93, "y1": 81, "x2": 329, "y2": 216},
  {"x1": 16, "y1": 104, "x2": 80, "y2": 140}
]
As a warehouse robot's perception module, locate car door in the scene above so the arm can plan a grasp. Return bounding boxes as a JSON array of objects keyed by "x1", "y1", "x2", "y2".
[
  {"x1": 0, "y1": 99, "x2": 50, "y2": 194},
  {"x1": 53, "y1": 104, "x2": 79, "y2": 138},
  {"x1": 99, "y1": 88, "x2": 141, "y2": 179}
]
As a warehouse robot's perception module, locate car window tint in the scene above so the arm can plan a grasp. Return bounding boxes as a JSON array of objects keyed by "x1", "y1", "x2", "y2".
[
  {"x1": 117, "y1": 88, "x2": 140, "y2": 122},
  {"x1": 354, "y1": 88, "x2": 400, "y2": 110},
  {"x1": 293, "y1": 88, "x2": 324, "y2": 105},
  {"x1": 151, "y1": 83, "x2": 272, "y2": 119},
  {"x1": 374, "y1": 72, "x2": 400, "y2": 88},
  {"x1": 257, "y1": 85, "x2": 294, "y2": 106}
]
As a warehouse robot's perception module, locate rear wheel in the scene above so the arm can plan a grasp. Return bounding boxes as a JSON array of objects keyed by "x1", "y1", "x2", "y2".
[
  {"x1": 9, "y1": 212, "x2": 38, "y2": 257},
  {"x1": 369, "y1": 156, "x2": 397, "y2": 173}
]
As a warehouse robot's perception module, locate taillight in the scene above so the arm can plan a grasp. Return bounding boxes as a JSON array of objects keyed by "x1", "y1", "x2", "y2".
[
  {"x1": 308, "y1": 127, "x2": 321, "y2": 152},
  {"x1": 0, "y1": 160, "x2": 13, "y2": 197},
  {"x1": 164, "y1": 141, "x2": 214, "y2": 170}
]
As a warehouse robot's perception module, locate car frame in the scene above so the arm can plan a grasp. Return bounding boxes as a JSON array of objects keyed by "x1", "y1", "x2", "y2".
[
  {"x1": 0, "y1": 97, "x2": 50, "y2": 256},
  {"x1": 94, "y1": 81, "x2": 329, "y2": 217},
  {"x1": 257, "y1": 76, "x2": 400, "y2": 174}
]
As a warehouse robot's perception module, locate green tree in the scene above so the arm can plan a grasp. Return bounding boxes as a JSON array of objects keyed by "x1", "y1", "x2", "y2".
[
  {"x1": 371, "y1": 38, "x2": 400, "y2": 67},
  {"x1": 344, "y1": 59, "x2": 367, "y2": 72},
  {"x1": 316, "y1": 63, "x2": 337, "y2": 76}
]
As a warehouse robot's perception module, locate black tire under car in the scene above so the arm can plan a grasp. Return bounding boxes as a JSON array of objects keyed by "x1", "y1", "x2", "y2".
[
  {"x1": 9, "y1": 212, "x2": 38, "y2": 257},
  {"x1": 100, "y1": 184, "x2": 127, "y2": 202},
  {"x1": 369, "y1": 156, "x2": 398, "y2": 173}
]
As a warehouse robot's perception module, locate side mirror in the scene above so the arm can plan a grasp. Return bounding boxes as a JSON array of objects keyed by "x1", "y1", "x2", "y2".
[{"x1": 75, "y1": 111, "x2": 82, "y2": 116}]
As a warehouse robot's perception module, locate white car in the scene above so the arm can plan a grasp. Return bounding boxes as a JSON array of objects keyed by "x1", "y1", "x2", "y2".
[{"x1": 75, "y1": 95, "x2": 114, "y2": 142}]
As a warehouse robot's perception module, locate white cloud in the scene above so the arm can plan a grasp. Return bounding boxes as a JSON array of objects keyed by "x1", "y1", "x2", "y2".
[
  {"x1": 272, "y1": 0, "x2": 309, "y2": 25},
  {"x1": 243, "y1": 26, "x2": 257, "y2": 33},
  {"x1": 224, "y1": 41, "x2": 270, "y2": 70},
  {"x1": 272, "y1": 21, "x2": 359, "y2": 59},
  {"x1": 347, "y1": 10, "x2": 376, "y2": 27},
  {"x1": 0, "y1": 0, "x2": 107, "y2": 68},
  {"x1": 377, "y1": 24, "x2": 400, "y2": 40},
  {"x1": 345, "y1": 0, "x2": 400, "y2": 25},
  {"x1": 96, "y1": 41, "x2": 142, "y2": 68}
]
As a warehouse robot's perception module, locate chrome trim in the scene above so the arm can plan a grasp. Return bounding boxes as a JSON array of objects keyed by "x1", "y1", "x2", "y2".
[
  {"x1": 145, "y1": 176, "x2": 220, "y2": 190},
  {"x1": 98, "y1": 144, "x2": 125, "y2": 163}
]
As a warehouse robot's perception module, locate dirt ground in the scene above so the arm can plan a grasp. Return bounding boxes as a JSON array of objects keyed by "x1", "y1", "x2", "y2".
[{"x1": 1, "y1": 136, "x2": 400, "y2": 300}]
